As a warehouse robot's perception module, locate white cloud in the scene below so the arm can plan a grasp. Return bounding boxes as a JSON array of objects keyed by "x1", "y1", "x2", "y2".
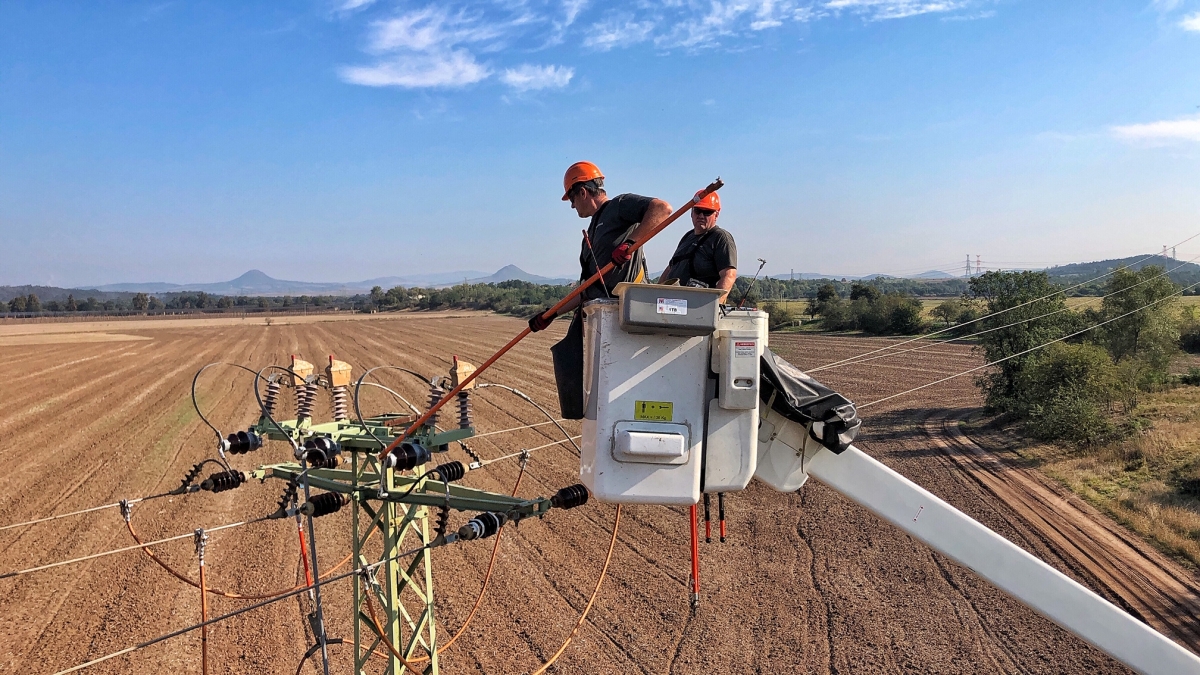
[
  {"x1": 584, "y1": 16, "x2": 656, "y2": 50},
  {"x1": 501, "y1": 64, "x2": 575, "y2": 90},
  {"x1": 341, "y1": 6, "x2": 501, "y2": 89},
  {"x1": 1181, "y1": 12, "x2": 1200, "y2": 31},
  {"x1": 825, "y1": 0, "x2": 968, "y2": 21},
  {"x1": 337, "y1": 0, "x2": 378, "y2": 13},
  {"x1": 340, "y1": 50, "x2": 490, "y2": 88},
  {"x1": 1110, "y1": 115, "x2": 1200, "y2": 145}
]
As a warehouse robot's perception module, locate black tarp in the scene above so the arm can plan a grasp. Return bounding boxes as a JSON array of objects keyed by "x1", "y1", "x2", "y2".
[{"x1": 759, "y1": 348, "x2": 861, "y2": 454}]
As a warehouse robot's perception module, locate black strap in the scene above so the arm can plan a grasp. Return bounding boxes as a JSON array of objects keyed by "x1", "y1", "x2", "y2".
[{"x1": 669, "y1": 230, "x2": 717, "y2": 267}]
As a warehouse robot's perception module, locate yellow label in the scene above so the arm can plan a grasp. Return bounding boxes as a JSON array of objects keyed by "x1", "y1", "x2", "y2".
[{"x1": 634, "y1": 401, "x2": 673, "y2": 422}]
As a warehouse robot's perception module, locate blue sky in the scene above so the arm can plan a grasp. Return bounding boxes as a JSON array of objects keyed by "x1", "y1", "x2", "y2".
[{"x1": 1, "y1": 0, "x2": 1199, "y2": 287}]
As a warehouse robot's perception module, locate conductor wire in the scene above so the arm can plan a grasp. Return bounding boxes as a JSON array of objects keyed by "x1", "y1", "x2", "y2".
[
  {"x1": 530, "y1": 505, "x2": 621, "y2": 675},
  {"x1": 192, "y1": 362, "x2": 259, "y2": 470},
  {"x1": 0, "y1": 517, "x2": 263, "y2": 581},
  {"x1": 50, "y1": 543, "x2": 432, "y2": 675},
  {"x1": 859, "y1": 277, "x2": 1200, "y2": 410},
  {"x1": 811, "y1": 231, "x2": 1200, "y2": 372}
]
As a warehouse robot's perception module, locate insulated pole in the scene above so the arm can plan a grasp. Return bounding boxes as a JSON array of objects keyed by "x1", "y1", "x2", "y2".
[
  {"x1": 378, "y1": 178, "x2": 725, "y2": 461},
  {"x1": 689, "y1": 504, "x2": 701, "y2": 614},
  {"x1": 194, "y1": 528, "x2": 209, "y2": 675}
]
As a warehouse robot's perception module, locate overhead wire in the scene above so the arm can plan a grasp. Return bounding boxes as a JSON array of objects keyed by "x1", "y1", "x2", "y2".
[
  {"x1": 808, "y1": 250, "x2": 1200, "y2": 374},
  {"x1": 858, "y1": 277, "x2": 1200, "y2": 410},
  {"x1": 530, "y1": 505, "x2": 621, "y2": 675},
  {"x1": 811, "y1": 232, "x2": 1200, "y2": 372},
  {"x1": 474, "y1": 436, "x2": 583, "y2": 469},
  {"x1": 0, "y1": 517, "x2": 263, "y2": 581},
  {"x1": 50, "y1": 541, "x2": 432, "y2": 675}
]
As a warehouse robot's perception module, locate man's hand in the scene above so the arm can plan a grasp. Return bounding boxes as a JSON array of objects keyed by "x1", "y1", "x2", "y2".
[
  {"x1": 611, "y1": 240, "x2": 635, "y2": 265},
  {"x1": 528, "y1": 311, "x2": 554, "y2": 332}
]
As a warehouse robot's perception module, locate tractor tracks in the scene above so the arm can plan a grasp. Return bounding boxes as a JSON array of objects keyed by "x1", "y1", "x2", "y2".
[{"x1": 923, "y1": 410, "x2": 1200, "y2": 653}]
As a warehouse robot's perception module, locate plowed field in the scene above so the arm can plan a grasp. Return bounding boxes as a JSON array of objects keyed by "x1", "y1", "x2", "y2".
[{"x1": 0, "y1": 315, "x2": 1191, "y2": 674}]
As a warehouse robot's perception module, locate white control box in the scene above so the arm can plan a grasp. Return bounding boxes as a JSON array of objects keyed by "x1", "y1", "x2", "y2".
[
  {"x1": 580, "y1": 298, "x2": 710, "y2": 505},
  {"x1": 703, "y1": 309, "x2": 767, "y2": 493}
]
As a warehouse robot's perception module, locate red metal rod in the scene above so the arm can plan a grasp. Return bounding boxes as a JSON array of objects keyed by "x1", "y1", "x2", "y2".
[
  {"x1": 378, "y1": 178, "x2": 725, "y2": 461},
  {"x1": 297, "y1": 524, "x2": 313, "y2": 588}
]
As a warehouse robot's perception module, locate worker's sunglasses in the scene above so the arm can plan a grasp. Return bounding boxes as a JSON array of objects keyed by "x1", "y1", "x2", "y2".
[
  {"x1": 693, "y1": 208, "x2": 716, "y2": 217},
  {"x1": 567, "y1": 184, "x2": 586, "y2": 203}
]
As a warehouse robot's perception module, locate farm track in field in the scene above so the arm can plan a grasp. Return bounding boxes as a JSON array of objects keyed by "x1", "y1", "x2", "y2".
[
  {"x1": 0, "y1": 313, "x2": 1195, "y2": 673},
  {"x1": 922, "y1": 411, "x2": 1200, "y2": 651}
]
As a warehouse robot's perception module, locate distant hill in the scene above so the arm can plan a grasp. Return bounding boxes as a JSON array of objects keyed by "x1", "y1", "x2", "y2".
[
  {"x1": 80, "y1": 266, "x2": 571, "y2": 297},
  {"x1": 0, "y1": 285, "x2": 139, "y2": 304},
  {"x1": 1044, "y1": 254, "x2": 1200, "y2": 292},
  {"x1": 457, "y1": 265, "x2": 573, "y2": 287}
]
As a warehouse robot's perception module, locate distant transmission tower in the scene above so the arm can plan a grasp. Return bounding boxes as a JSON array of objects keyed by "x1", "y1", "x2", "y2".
[
  {"x1": 975, "y1": 255, "x2": 982, "y2": 276},
  {"x1": 965, "y1": 255, "x2": 972, "y2": 278}
]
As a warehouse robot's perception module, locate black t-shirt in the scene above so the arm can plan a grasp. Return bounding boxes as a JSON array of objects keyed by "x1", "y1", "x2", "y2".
[
  {"x1": 578, "y1": 193, "x2": 652, "y2": 301},
  {"x1": 664, "y1": 226, "x2": 737, "y2": 288}
]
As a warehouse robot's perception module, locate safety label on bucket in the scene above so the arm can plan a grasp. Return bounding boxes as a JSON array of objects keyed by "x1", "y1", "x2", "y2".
[
  {"x1": 656, "y1": 298, "x2": 688, "y2": 315},
  {"x1": 734, "y1": 341, "x2": 756, "y2": 358},
  {"x1": 634, "y1": 400, "x2": 674, "y2": 422}
]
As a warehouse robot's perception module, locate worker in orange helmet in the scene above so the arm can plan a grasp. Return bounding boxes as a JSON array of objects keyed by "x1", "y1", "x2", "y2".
[
  {"x1": 528, "y1": 161, "x2": 672, "y2": 418},
  {"x1": 659, "y1": 189, "x2": 737, "y2": 303}
]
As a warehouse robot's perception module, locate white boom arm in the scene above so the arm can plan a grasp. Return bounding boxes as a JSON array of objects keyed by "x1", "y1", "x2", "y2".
[{"x1": 804, "y1": 444, "x2": 1200, "y2": 675}]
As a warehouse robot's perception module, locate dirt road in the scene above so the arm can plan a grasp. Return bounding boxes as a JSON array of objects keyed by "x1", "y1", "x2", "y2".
[
  {"x1": 0, "y1": 317, "x2": 1195, "y2": 673},
  {"x1": 923, "y1": 410, "x2": 1200, "y2": 651}
]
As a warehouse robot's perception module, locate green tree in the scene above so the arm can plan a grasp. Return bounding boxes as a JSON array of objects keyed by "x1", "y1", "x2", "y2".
[
  {"x1": 968, "y1": 271, "x2": 1068, "y2": 413},
  {"x1": 931, "y1": 299, "x2": 962, "y2": 328},
  {"x1": 369, "y1": 286, "x2": 384, "y2": 310},
  {"x1": 27, "y1": 294, "x2": 41, "y2": 312},
  {"x1": 65, "y1": 294, "x2": 77, "y2": 311},
  {"x1": 1098, "y1": 266, "x2": 1179, "y2": 380},
  {"x1": 148, "y1": 296, "x2": 164, "y2": 310},
  {"x1": 8, "y1": 296, "x2": 27, "y2": 312},
  {"x1": 1017, "y1": 343, "x2": 1119, "y2": 445},
  {"x1": 217, "y1": 296, "x2": 233, "y2": 309},
  {"x1": 132, "y1": 293, "x2": 149, "y2": 311},
  {"x1": 257, "y1": 297, "x2": 270, "y2": 309}
]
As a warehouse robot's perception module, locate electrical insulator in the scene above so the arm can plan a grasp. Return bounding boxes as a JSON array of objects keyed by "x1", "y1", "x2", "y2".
[
  {"x1": 331, "y1": 386, "x2": 349, "y2": 422},
  {"x1": 426, "y1": 384, "x2": 443, "y2": 428},
  {"x1": 308, "y1": 454, "x2": 341, "y2": 470},
  {"x1": 302, "y1": 436, "x2": 340, "y2": 464},
  {"x1": 434, "y1": 461, "x2": 465, "y2": 482},
  {"x1": 226, "y1": 430, "x2": 262, "y2": 455},
  {"x1": 550, "y1": 484, "x2": 589, "y2": 510},
  {"x1": 201, "y1": 470, "x2": 246, "y2": 493},
  {"x1": 457, "y1": 390, "x2": 472, "y2": 429},
  {"x1": 387, "y1": 442, "x2": 431, "y2": 471},
  {"x1": 263, "y1": 377, "x2": 281, "y2": 418},
  {"x1": 302, "y1": 492, "x2": 348, "y2": 518},
  {"x1": 296, "y1": 381, "x2": 318, "y2": 422},
  {"x1": 457, "y1": 511, "x2": 506, "y2": 541}
]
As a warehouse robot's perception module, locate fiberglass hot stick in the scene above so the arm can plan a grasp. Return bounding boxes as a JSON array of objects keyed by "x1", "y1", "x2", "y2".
[{"x1": 377, "y1": 178, "x2": 725, "y2": 462}]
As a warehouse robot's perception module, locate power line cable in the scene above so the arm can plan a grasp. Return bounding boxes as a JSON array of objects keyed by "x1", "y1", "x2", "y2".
[
  {"x1": 0, "y1": 517, "x2": 264, "y2": 581},
  {"x1": 812, "y1": 232, "x2": 1200, "y2": 372},
  {"x1": 810, "y1": 250, "x2": 1200, "y2": 373},
  {"x1": 858, "y1": 278, "x2": 1200, "y2": 410},
  {"x1": 49, "y1": 542, "x2": 431, "y2": 675}
]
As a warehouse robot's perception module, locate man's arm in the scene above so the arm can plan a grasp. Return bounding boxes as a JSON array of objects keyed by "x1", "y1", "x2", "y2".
[
  {"x1": 627, "y1": 199, "x2": 672, "y2": 244},
  {"x1": 716, "y1": 267, "x2": 738, "y2": 303}
]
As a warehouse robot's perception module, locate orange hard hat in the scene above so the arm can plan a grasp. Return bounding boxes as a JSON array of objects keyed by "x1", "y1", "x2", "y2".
[
  {"x1": 693, "y1": 189, "x2": 720, "y2": 212},
  {"x1": 562, "y1": 161, "x2": 604, "y2": 200}
]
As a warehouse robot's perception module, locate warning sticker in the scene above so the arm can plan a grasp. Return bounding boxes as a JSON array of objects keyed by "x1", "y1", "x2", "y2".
[
  {"x1": 634, "y1": 400, "x2": 674, "y2": 422},
  {"x1": 656, "y1": 298, "x2": 688, "y2": 315},
  {"x1": 734, "y1": 341, "x2": 757, "y2": 358}
]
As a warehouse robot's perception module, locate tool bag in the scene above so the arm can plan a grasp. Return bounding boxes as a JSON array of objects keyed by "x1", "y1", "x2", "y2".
[
  {"x1": 759, "y1": 348, "x2": 861, "y2": 454},
  {"x1": 550, "y1": 310, "x2": 586, "y2": 419}
]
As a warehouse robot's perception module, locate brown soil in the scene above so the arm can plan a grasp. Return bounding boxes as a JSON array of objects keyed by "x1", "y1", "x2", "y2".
[{"x1": 0, "y1": 319, "x2": 1193, "y2": 674}]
